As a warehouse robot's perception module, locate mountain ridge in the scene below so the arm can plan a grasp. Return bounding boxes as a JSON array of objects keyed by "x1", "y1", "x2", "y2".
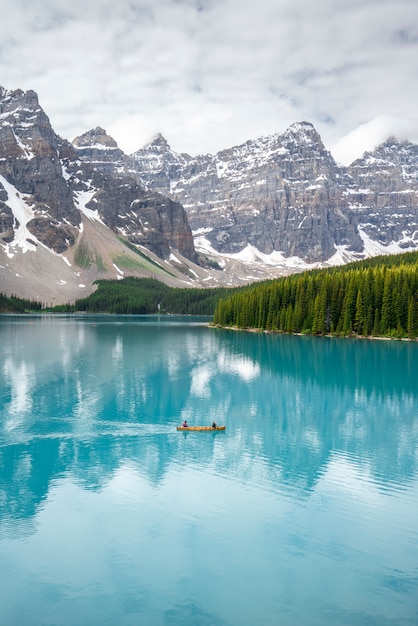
[
  {"x1": 130, "y1": 123, "x2": 418, "y2": 263},
  {"x1": 1, "y1": 85, "x2": 418, "y2": 304}
]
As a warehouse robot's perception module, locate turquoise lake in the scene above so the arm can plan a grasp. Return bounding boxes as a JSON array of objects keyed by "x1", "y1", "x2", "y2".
[{"x1": 0, "y1": 314, "x2": 417, "y2": 626}]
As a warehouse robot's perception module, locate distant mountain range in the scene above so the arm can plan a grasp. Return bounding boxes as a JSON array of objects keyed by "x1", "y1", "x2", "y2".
[{"x1": 1, "y1": 86, "x2": 417, "y2": 304}]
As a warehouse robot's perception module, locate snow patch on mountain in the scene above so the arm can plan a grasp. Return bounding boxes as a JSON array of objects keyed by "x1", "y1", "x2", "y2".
[
  {"x1": 195, "y1": 234, "x2": 316, "y2": 271},
  {"x1": 358, "y1": 227, "x2": 418, "y2": 256},
  {"x1": 73, "y1": 188, "x2": 105, "y2": 226},
  {"x1": 0, "y1": 174, "x2": 37, "y2": 256}
]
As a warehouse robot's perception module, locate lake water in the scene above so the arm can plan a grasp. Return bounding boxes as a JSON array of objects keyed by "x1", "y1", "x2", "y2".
[{"x1": 0, "y1": 315, "x2": 417, "y2": 626}]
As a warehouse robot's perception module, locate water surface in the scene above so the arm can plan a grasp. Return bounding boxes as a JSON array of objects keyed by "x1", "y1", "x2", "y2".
[{"x1": 0, "y1": 315, "x2": 417, "y2": 625}]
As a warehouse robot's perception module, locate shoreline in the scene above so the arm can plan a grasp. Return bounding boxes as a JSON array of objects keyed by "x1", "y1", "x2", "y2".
[{"x1": 210, "y1": 324, "x2": 417, "y2": 342}]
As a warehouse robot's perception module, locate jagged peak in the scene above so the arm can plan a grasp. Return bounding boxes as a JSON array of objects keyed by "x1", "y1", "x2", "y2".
[
  {"x1": 0, "y1": 86, "x2": 40, "y2": 112},
  {"x1": 0, "y1": 86, "x2": 23, "y2": 101},
  {"x1": 145, "y1": 133, "x2": 170, "y2": 149},
  {"x1": 288, "y1": 121, "x2": 316, "y2": 132},
  {"x1": 352, "y1": 136, "x2": 418, "y2": 166},
  {"x1": 380, "y1": 136, "x2": 417, "y2": 151},
  {"x1": 72, "y1": 127, "x2": 119, "y2": 149},
  {"x1": 282, "y1": 121, "x2": 323, "y2": 144}
]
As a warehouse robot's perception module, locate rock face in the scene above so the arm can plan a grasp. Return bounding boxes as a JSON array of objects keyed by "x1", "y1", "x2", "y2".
[
  {"x1": 79, "y1": 170, "x2": 196, "y2": 261},
  {"x1": 0, "y1": 87, "x2": 79, "y2": 252},
  {"x1": 0, "y1": 87, "x2": 196, "y2": 262},
  {"x1": 131, "y1": 123, "x2": 418, "y2": 263},
  {"x1": 346, "y1": 140, "x2": 418, "y2": 249}
]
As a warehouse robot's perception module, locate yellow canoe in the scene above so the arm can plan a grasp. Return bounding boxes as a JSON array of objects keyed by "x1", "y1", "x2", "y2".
[{"x1": 176, "y1": 425, "x2": 226, "y2": 431}]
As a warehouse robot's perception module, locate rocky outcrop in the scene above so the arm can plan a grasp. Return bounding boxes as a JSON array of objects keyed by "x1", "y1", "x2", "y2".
[{"x1": 0, "y1": 184, "x2": 14, "y2": 243}]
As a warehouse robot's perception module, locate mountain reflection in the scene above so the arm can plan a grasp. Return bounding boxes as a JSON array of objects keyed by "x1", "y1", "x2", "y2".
[{"x1": 0, "y1": 315, "x2": 417, "y2": 530}]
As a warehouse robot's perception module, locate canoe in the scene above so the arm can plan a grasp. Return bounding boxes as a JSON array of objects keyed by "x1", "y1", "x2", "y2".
[{"x1": 176, "y1": 425, "x2": 226, "y2": 431}]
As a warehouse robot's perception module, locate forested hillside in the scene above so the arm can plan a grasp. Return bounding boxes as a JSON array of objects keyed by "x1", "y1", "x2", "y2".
[
  {"x1": 3, "y1": 253, "x2": 418, "y2": 337},
  {"x1": 213, "y1": 252, "x2": 418, "y2": 338},
  {"x1": 74, "y1": 278, "x2": 240, "y2": 315}
]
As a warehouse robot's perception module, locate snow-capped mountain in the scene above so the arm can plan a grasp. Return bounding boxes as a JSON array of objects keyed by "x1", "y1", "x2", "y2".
[
  {"x1": 131, "y1": 124, "x2": 418, "y2": 265},
  {"x1": 1, "y1": 85, "x2": 418, "y2": 304},
  {"x1": 0, "y1": 88, "x2": 201, "y2": 304}
]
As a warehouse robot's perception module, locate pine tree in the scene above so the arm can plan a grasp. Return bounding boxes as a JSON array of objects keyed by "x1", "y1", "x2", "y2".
[
  {"x1": 407, "y1": 296, "x2": 417, "y2": 339},
  {"x1": 381, "y1": 271, "x2": 394, "y2": 333},
  {"x1": 354, "y1": 290, "x2": 364, "y2": 335}
]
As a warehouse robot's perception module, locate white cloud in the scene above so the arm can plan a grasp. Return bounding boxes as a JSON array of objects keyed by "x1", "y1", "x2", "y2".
[
  {"x1": 0, "y1": 0, "x2": 417, "y2": 162},
  {"x1": 331, "y1": 115, "x2": 416, "y2": 166}
]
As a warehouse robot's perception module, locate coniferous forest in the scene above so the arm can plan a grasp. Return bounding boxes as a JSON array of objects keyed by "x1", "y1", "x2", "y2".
[
  {"x1": 0, "y1": 293, "x2": 42, "y2": 313},
  {"x1": 73, "y1": 278, "x2": 240, "y2": 315},
  {"x1": 2, "y1": 253, "x2": 418, "y2": 339},
  {"x1": 213, "y1": 252, "x2": 418, "y2": 339}
]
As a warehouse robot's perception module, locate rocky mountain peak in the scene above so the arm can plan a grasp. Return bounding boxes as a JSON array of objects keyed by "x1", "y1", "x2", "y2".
[
  {"x1": 72, "y1": 126, "x2": 119, "y2": 149},
  {"x1": 0, "y1": 86, "x2": 39, "y2": 111},
  {"x1": 369, "y1": 138, "x2": 418, "y2": 164},
  {"x1": 0, "y1": 86, "x2": 58, "y2": 162},
  {"x1": 349, "y1": 137, "x2": 418, "y2": 180},
  {"x1": 0, "y1": 87, "x2": 45, "y2": 130},
  {"x1": 0, "y1": 87, "x2": 81, "y2": 255},
  {"x1": 284, "y1": 121, "x2": 319, "y2": 141},
  {"x1": 131, "y1": 132, "x2": 189, "y2": 190},
  {"x1": 72, "y1": 126, "x2": 127, "y2": 176},
  {"x1": 145, "y1": 132, "x2": 170, "y2": 150},
  {"x1": 0, "y1": 86, "x2": 197, "y2": 273},
  {"x1": 278, "y1": 122, "x2": 332, "y2": 163},
  {"x1": 2, "y1": 83, "x2": 418, "y2": 304},
  {"x1": 132, "y1": 120, "x2": 417, "y2": 263}
]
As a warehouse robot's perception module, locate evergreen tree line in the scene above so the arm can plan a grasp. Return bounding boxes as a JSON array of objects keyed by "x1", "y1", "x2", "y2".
[
  {"x1": 74, "y1": 277, "x2": 240, "y2": 315},
  {"x1": 213, "y1": 252, "x2": 418, "y2": 339},
  {"x1": 0, "y1": 293, "x2": 42, "y2": 313}
]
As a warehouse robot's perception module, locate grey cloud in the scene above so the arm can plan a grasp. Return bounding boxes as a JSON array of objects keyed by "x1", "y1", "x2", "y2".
[
  {"x1": 0, "y1": 0, "x2": 417, "y2": 163},
  {"x1": 394, "y1": 29, "x2": 418, "y2": 45}
]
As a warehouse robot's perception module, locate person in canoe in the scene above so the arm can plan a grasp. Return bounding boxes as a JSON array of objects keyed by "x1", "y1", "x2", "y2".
[
  {"x1": 182, "y1": 420, "x2": 188, "y2": 427},
  {"x1": 212, "y1": 421, "x2": 218, "y2": 429}
]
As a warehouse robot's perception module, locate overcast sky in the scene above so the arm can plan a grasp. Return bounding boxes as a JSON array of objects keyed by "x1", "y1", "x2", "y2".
[{"x1": 1, "y1": 0, "x2": 417, "y2": 164}]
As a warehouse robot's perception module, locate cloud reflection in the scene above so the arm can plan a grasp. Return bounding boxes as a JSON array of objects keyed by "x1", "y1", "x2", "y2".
[
  {"x1": 190, "y1": 364, "x2": 213, "y2": 398},
  {"x1": 217, "y1": 350, "x2": 260, "y2": 382},
  {"x1": 3, "y1": 358, "x2": 35, "y2": 426}
]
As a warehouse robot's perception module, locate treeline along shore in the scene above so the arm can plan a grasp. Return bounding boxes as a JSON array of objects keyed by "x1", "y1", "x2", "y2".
[
  {"x1": 1, "y1": 253, "x2": 418, "y2": 340},
  {"x1": 212, "y1": 252, "x2": 418, "y2": 339}
]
